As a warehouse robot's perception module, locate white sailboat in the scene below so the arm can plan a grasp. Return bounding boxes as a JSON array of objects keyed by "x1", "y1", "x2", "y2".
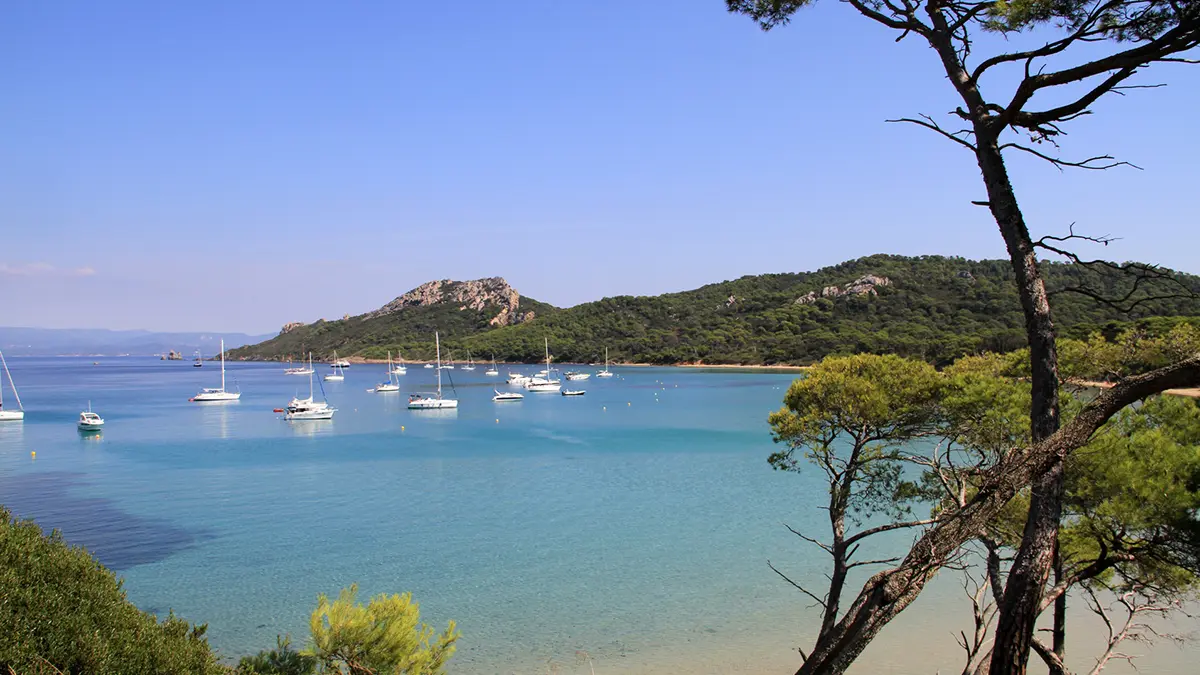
[
  {"x1": 193, "y1": 350, "x2": 203, "y2": 367},
  {"x1": 461, "y1": 350, "x2": 476, "y2": 371},
  {"x1": 0, "y1": 350, "x2": 25, "y2": 421},
  {"x1": 408, "y1": 333, "x2": 458, "y2": 409},
  {"x1": 596, "y1": 347, "x2": 615, "y2": 378},
  {"x1": 192, "y1": 339, "x2": 242, "y2": 402},
  {"x1": 485, "y1": 356, "x2": 499, "y2": 377},
  {"x1": 78, "y1": 402, "x2": 104, "y2": 431},
  {"x1": 374, "y1": 352, "x2": 401, "y2": 393},
  {"x1": 284, "y1": 353, "x2": 336, "y2": 420},
  {"x1": 525, "y1": 338, "x2": 562, "y2": 393},
  {"x1": 441, "y1": 350, "x2": 455, "y2": 370},
  {"x1": 391, "y1": 352, "x2": 407, "y2": 376},
  {"x1": 324, "y1": 351, "x2": 346, "y2": 381},
  {"x1": 284, "y1": 357, "x2": 314, "y2": 375}
]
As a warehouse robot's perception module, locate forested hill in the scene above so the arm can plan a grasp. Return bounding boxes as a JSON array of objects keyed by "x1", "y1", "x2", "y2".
[{"x1": 228, "y1": 255, "x2": 1200, "y2": 366}]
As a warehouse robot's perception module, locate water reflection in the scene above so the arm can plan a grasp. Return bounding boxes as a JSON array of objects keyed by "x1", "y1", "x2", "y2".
[
  {"x1": 285, "y1": 419, "x2": 334, "y2": 438},
  {"x1": 0, "y1": 421, "x2": 25, "y2": 448},
  {"x1": 197, "y1": 400, "x2": 237, "y2": 439}
]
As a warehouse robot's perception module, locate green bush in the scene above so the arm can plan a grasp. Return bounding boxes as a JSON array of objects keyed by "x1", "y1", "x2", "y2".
[{"x1": 0, "y1": 507, "x2": 225, "y2": 675}]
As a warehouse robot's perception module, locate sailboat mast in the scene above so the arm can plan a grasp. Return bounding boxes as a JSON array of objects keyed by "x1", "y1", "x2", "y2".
[
  {"x1": 308, "y1": 353, "x2": 315, "y2": 400},
  {"x1": 435, "y1": 333, "x2": 443, "y2": 397},
  {"x1": 220, "y1": 339, "x2": 226, "y2": 391},
  {"x1": 0, "y1": 351, "x2": 21, "y2": 410}
]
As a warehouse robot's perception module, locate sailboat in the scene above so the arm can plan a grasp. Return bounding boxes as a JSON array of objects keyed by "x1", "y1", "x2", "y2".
[
  {"x1": 193, "y1": 350, "x2": 203, "y2": 367},
  {"x1": 596, "y1": 347, "x2": 615, "y2": 378},
  {"x1": 374, "y1": 352, "x2": 401, "y2": 393},
  {"x1": 0, "y1": 350, "x2": 25, "y2": 421},
  {"x1": 283, "y1": 353, "x2": 336, "y2": 420},
  {"x1": 192, "y1": 339, "x2": 241, "y2": 401},
  {"x1": 284, "y1": 356, "x2": 314, "y2": 375},
  {"x1": 525, "y1": 338, "x2": 562, "y2": 393},
  {"x1": 324, "y1": 351, "x2": 346, "y2": 381},
  {"x1": 391, "y1": 352, "x2": 407, "y2": 376},
  {"x1": 441, "y1": 350, "x2": 455, "y2": 370},
  {"x1": 408, "y1": 333, "x2": 458, "y2": 409},
  {"x1": 461, "y1": 349, "x2": 476, "y2": 371},
  {"x1": 485, "y1": 356, "x2": 499, "y2": 377}
]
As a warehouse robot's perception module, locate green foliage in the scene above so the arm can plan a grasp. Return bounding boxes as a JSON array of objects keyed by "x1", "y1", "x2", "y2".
[
  {"x1": 237, "y1": 635, "x2": 316, "y2": 675},
  {"x1": 230, "y1": 255, "x2": 1200, "y2": 367},
  {"x1": 307, "y1": 584, "x2": 459, "y2": 675},
  {"x1": 0, "y1": 507, "x2": 224, "y2": 675},
  {"x1": 769, "y1": 354, "x2": 942, "y2": 521}
]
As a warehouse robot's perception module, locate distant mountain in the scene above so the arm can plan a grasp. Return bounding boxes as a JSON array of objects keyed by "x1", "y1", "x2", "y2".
[
  {"x1": 227, "y1": 255, "x2": 1200, "y2": 366},
  {"x1": 0, "y1": 328, "x2": 273, "y2": 357}
]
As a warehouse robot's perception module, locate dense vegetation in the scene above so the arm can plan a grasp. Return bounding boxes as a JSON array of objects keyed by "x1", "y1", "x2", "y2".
[
  {"x1": 0, "y1": 508, "x2": 225, "y2": 675},
  {"x1": 230, "y1": 255, "x2": 1200, "y2": 366}
]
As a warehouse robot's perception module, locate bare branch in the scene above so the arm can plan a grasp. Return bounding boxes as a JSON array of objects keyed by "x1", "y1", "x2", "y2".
[
  {"x1": 768, "y1": 560, "x2": 829, "y2": 611},
  {"x1": 844, "y1": 517, "x2": 940, "y2": 547},
  {"x1": 846, "y1": 556, "x2": 902, "y2": 570},
  {"x1": 887, "y1": 114, "x2": 978, "y2": 151},
  {"x1": 784, "y1": 522, "x2": 834, "y2": 555},
  {"x1": 999, "y1": 142, "x2": 1141, "y2": 171}
]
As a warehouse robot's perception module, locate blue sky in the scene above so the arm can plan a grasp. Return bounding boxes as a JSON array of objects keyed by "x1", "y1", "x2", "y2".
[{"x1": 2, "y1": 1, "x2": 1196, "y2": 333}]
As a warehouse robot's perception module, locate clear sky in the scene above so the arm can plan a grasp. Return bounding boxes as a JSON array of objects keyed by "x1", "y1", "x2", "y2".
[{"x1": 3, "y1": 1, "x2": 1196, "y2": 333}]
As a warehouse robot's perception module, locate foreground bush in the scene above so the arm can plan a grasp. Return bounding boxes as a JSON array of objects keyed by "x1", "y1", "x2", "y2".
[{"x1": 0, "y1": 507, "x2": 224, "y2": 674}]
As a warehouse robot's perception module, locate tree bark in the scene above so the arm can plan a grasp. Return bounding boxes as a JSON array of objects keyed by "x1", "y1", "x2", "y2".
[{"x1": 971, "y1": 131, "x2": 1065, "y2": 675}]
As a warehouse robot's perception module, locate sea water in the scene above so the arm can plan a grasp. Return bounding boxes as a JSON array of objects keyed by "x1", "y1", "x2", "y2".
[{"x1": 0, "y1": 358, "x2": 1190, "y2": 674}]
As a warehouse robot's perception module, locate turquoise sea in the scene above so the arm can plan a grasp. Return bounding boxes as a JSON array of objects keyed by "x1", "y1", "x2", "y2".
[{"x1": 0, "y1": 358, "x2": 1190, "y2": 674}]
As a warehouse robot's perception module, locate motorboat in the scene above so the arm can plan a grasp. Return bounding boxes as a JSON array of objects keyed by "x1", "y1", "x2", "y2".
[
  {"x1": 423, "y1": 363, "x2": 434, "y2": 369},
  {"x1": 374, "y1": 352, "x2": 401, "y2": 393},
  {"x1": 596, "y1": 347, "x2": 615, "y2": 378},
  {"x1": 507, "y1": 373, "x2": 532, "y2": 386},
  {"x1": 283, "y1": 354, "x2": 337, "y2": 420},
  {"x1": 493, "y1": 390, "x2": 524, "y2": 402},
  {"x1": 0, "y1": 350, "x2": 24, "y2": 421},
  {"x1": 324, "y1": 351, "x2": 346, "y2": 381},
  {"x1": 561, "y1": 389, "x2": 586, "y2": 397},
  {"x1": 525, "y1": 339, "x2": 562, "y2": 393},
  {"x1": 408, "y1": 332, "x2": 458, "y2": 409},
  {"x1": 78, "y1": 403, "x2": 104, "y2": 431},
  {"x1": 565, "y1": 371, "x2": 591, "y2": 381},
  {"x1": 191, "y1": 339, "x2": 241, "y2": 402}
]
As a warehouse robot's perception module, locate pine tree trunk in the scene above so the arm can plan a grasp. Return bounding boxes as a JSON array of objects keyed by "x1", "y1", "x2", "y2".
[{"x1": 973, "y1": 133, "x2": 1064, "y2": 675}]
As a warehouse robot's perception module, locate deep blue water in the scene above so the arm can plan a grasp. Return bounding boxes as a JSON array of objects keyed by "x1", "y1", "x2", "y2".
[{"x1": 0, "y1": 358, "x2": 1188, "y2": 674}]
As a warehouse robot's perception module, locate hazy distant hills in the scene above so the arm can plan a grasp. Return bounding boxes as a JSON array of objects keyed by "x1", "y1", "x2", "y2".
[
  {"x1": 0, "y1": 328, "x2": 273, "y2": 357},
  {"x1": 226, "y1": 254, "x2": 1200, "y2": 366}
]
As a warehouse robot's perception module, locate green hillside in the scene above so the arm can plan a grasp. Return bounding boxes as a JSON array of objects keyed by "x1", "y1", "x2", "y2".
[{"x1": 229, "y1": 255, "x2": 1200, "y2": 366}]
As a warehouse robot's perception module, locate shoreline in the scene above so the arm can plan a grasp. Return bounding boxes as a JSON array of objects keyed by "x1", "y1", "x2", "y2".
[{"x1": 233, "y1": 356, "x2": 811, "y2": 371}]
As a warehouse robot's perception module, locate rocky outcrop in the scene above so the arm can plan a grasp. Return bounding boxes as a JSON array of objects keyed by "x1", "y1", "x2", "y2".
[
  {"x1": 363, "y1": 277, "x2": 530, "y2": 326},
  {"x1": 280, "y1": 322, "x2": 305, "y2": 335},
  {"x1": 795, "y1": 275, "x2": 892, "y2": 305}
]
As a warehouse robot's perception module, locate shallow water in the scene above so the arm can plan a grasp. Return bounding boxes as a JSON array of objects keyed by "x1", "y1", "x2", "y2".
[{"x1": 0, "y1": 358, "x2": 1192, "y2": 673}]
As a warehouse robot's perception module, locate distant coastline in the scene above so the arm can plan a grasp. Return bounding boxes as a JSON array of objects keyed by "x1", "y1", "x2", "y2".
[{"x1": 231, "y1": 355, "x2": 811, "y2": 371}]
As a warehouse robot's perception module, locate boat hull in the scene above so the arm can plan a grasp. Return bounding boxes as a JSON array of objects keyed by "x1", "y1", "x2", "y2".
[
  {"x1": 408, "y1": 398, "x2": 458, "y2": 410},
  {"x1": 374, "y1": 384, "x2": 400, "y2": 393},
  {"x1": 192, "y1": 392, "x2": 241, "y2": 402},
  {"x1": 0, "y1": 410, "x2": 25, "y2": 421},
  {"x1": 525, "y1": 383, "x2": 562, "y2": 393}
]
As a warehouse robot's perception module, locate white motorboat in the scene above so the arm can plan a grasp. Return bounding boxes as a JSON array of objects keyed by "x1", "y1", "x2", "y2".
[
  {"x1": 507, "y1": 373, "x2": 532, "y2": 386},
  {"x1": 0, "y1": 350, "x2": 24, "y2": 421},
  {"x1": 561, "y1": 389, "x2": 586, "y2": 397},
  {"x1": 485, "y1": 356, "x2": 499, "y2": 377},
  {"x1": 391, "y1": 352, "x2": 407, "y2": 376},
  {"x1": 192, "y1": 339, "x2": 241, "y2": 402},
  {"x1": 596, "y1": 347, "x2": 615, "y2": 378},
  {"x1": 324, "y1": 351, "x2": 346, "y2": 381},
  {"x1": 78, "y1": 403, "x2": 104, "y2": 431},
  {"x1": 374, "y1": 352, "x2": 401, "y2": 392},
  {"x1": 423, "y1": 363, "x2": 434, "y2": 369},
  {"x1": 409, "y1": 332, "x2": 459, "y2": 410},
  {"x1": 493, "y1": 390, "x2": 523, "y2": 402},
  {"x1": 525, "y1": 338, "x2": 562, "y2": 393},
  {"x1": 284, "y1": 354, "x2": 337, "y2": 420},
  {"x1": 565, "y1": 371, "x2": 591, "y2": 381}
]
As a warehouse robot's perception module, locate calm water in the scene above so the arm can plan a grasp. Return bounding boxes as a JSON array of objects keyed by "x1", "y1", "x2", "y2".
[{"x1": 0, "y1": 358, "x2": 1190, "y2": 674}]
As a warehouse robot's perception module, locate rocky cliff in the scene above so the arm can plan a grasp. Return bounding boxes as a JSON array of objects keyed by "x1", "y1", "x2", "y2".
[
  {"x1": 362, "y1": 277, "x2": 533, "y2": 326},
  {"x1": 795, "y1": 274, "x2": 892, "y2": 305}
]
